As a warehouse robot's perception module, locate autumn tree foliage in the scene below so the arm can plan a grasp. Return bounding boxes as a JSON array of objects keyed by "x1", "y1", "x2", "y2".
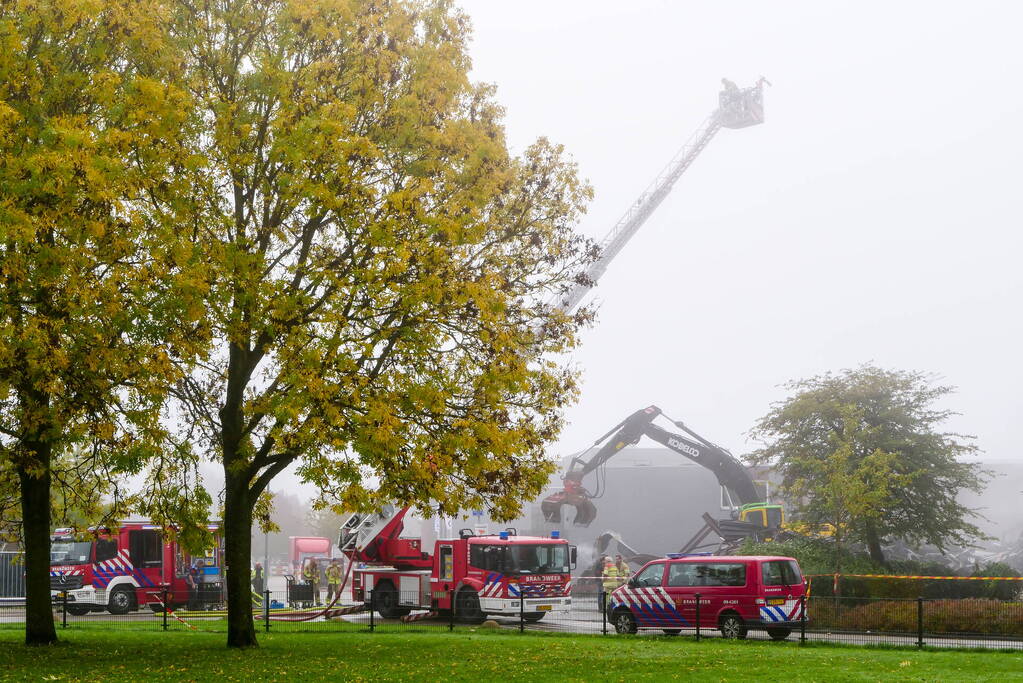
[
  {"x1": 748, "y1": 366, "x2": 989, "y2": 567},
  {"x1": 163, "y1": 0, "x2": 594, "y2": 647},
  {"x1": 0, "y1": 0, "x2": 204, "y2": 644}
]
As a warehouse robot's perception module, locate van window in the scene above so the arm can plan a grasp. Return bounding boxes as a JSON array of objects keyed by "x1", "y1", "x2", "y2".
[
  {"x1": 762, "y1": 560, "x2": 802, "y2": 586},
  {"x1": 668, "y1": 562, "x2": 746, "y2": 587},
  {"x1": 633, "y1": 563, "x2": 665, "y2": 587},
  {"x1": 95, "y1": 538, "x2": 118, "y2": 563},
  {"x1": 128, "y1": 530, "x2": 162, "y2": 568}
]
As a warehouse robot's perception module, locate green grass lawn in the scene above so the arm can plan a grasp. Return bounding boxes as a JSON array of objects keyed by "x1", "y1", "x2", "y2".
[{"x1": 1, "y1": 629, "x2": 1021, "y2": 682}]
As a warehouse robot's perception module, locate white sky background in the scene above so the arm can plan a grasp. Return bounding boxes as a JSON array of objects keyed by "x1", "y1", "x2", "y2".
[
  {"x1": 246, "y1": 1, "x2": 1021, "y2": 509},
  {"x1": 453, "y1": 0, "x2": 1023, "y2": 463}
]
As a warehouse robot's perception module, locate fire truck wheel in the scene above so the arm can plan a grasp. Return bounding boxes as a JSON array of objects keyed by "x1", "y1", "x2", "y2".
[
  {"x1": 108, "y1": 586, "x2": 137, "y2": 615},
  {"x1": 767, "y1": 627, "x2": 792, "y2": 641},
  {"x1": 455, "y1": 588, "x2": 485, "y2": 624},
  {"x1": 613, "y1": 610, "x2": 637, "y2": 634},
  {"x1": 718, "y1": 613, "x2": 747, "y2": 639},
  {"x1": 66, "y1": 606, "x2": 90, "y2": 616},
  {"x1": 374, "y1": 581, "x2": 411, "y2": 619},
  {"x1": 522, "y1": 612, "x2": 545, "y2": 623}
]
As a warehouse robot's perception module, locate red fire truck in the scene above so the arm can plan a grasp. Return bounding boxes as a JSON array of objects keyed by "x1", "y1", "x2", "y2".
[
  {"x1": 49, "y1": 521, "x2": 223, "y2": 615},
  {"x1": 289, "y1": 536, "x2": 333, "y2": 574},
  {"x1": 339, "y1": 506, "x2": 576, "y2": 622}
]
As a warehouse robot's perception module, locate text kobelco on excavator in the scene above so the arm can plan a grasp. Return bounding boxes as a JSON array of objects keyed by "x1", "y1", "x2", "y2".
[{"x1": 666, "y1": 437, "x2": 701, "y2": 459}]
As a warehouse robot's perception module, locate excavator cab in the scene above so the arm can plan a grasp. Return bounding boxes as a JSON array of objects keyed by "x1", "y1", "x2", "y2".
[
  {"x1": 738, "y1": 503, "x2": 784, "y2": 530},
  {"x1": 540, "y1": 480, "x2": 597, "y2": 527}
]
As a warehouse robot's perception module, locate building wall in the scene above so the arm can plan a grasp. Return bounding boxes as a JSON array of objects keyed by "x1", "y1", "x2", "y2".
[{"x1": 413, "y1": 450, "x2": 1018, "y2": 571}]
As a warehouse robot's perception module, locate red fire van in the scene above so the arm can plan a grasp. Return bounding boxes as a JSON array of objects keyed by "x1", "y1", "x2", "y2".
[
  {"x1": 49, "y1": 521, "x2": 223, "y2": 615},
  {"x1": 606, "y1": 554, "x2": 806, "y2": 640}
]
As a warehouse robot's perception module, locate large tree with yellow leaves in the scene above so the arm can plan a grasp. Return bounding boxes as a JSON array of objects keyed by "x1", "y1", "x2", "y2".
[
  {"x1": 165, "y1": 0, "x2": 593, "y2": 647},
  {"x1": 0, "y1": 0, "x2": 206, "y2": 644}
]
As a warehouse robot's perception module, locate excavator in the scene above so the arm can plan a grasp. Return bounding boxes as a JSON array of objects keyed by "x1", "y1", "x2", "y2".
[{"x1": 541, "y1": 406, "x2": 785, "y2": 560}]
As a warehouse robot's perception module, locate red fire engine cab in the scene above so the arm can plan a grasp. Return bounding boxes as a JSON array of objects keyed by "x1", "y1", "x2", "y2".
[
  {"x1": 339, "y1": 506, "x2": 576, "y2": 622},
  {"x1": 49, "y1": 521, "x2": 223, "y2": 615}
]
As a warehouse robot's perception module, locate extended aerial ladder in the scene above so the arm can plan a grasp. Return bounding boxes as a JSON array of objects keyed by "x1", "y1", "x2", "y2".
[
  {"x1": 554, "y1": 78, "x2": 768, "y2": 316},
  {"x1": 337, "y1": 81, "x2": 768, "y2": 573}
]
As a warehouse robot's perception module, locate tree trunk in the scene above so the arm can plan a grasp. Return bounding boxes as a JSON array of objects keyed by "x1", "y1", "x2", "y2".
[
  {"x1": 18, "y1": 443, "x2": 57, "y2": 646},
  {"x1": 224, "y1": 471, "x2": 257, "y2": 648},
  {"x1": 833, "y1": 529, "x2": 842, "y2": 599},
  {"x1": 864, "y1": 525, "x2": 886, "y2": 567}
]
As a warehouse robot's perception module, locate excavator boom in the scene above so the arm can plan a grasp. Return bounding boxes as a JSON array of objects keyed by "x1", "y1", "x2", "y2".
[
  {"x1": 540, "y1": 407, "x2": 661, "y2": 525},
  {"x1": 541, "y1": 405, "x2": 764, "y2": 528}
]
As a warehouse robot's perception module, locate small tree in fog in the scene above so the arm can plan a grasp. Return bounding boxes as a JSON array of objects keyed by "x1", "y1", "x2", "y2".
[{"x1": 748, "y1": 366, "x2": 989, "y2": 566}]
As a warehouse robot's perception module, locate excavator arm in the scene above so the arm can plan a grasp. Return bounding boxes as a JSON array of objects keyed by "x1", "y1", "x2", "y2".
[
  {"x1": 541, "y1": 405, "x2": 763, "y2": 527},
  {"x1": 640, "y1": 421, "x2": 759, "y2": 505},
  {"x1": 540, "y1": 407, "x2": 661, "y2": 526}
]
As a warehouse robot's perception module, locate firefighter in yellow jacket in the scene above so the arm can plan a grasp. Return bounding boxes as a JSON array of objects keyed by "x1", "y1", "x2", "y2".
[
  {"x1": 303, "y1": 558, "x2": 321, "y2": 606},
  {"x1": 601, "y1": 556, "x2": 620, "y2": 594},
  {"x1": 325, "y1": 559, "x2": 343, "y2": 604}
]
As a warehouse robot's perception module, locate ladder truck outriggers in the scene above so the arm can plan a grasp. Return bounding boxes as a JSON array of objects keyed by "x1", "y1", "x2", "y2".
[{"x1": 338, "y1": 505, "x2": 577, "y2": 622}]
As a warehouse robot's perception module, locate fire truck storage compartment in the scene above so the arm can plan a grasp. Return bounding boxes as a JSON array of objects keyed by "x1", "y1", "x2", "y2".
[
  {"x1": 398, "y1": 573, "x2": 430, "y2": 607},
  {"x1": 362, "y1": 571, "x2": 430, "y2": 608}
]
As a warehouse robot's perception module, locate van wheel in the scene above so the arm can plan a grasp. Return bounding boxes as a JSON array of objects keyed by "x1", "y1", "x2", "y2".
[
  {"x1": 614, "y1": 610, "x2": 637, "y2": 634},
  {"x1": 718, "y1": 613, "x2": 747, "y2": 639},
  {"x1": 108, "y1": 586, "x2": 136, "y2": 615},
  {"x1": 767, "y1": 627, "x2": 792, "y2": 641},
  {"x1": 661, "y1": 629, "x2": 681, "y2": 636}
]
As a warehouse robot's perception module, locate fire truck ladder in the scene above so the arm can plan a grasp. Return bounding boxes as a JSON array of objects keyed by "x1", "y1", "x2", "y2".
[
  {"x1": 555, "y1": 77, "x2": 768, "y2": 315},
  {"x1": 337, "y1": 504, "x2": 404, "y2": 555}
]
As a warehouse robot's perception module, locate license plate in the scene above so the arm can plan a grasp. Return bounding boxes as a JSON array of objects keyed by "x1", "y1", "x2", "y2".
[
  {"x1": 768, "y1": 598, "x2": 785, "y2": 605},
  {"x1": 536, "y1": 605, "x2": 553, "y2": 611}
]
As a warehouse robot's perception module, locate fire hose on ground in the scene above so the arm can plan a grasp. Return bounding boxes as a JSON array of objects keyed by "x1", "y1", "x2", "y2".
[{"x1": 265, "y1": 558, "x2": 357, "y2": 622}]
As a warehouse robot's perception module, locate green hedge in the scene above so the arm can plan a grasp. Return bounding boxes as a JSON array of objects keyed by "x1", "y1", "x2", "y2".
[
  {"x1": 737, "y1": 539, "x2": 1022, "y2": 601},
  {"x1": 811, "y1": 598, "x2": 1023, "y2": 636}
]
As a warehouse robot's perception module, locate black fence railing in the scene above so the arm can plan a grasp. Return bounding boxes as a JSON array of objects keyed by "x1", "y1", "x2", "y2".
[
  {"x1": 0, "y1": 552, "x2": 23, "y2": 599},
  {"x1": 1, "y1": 589, "x2": 1021, "y2": 650}
]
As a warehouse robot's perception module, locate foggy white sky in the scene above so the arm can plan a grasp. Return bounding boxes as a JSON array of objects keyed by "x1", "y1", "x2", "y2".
[
  {"x1": 455, "y1": 0, "x2": 1023, "y2": 463},
  {"x1": 253, "y1": 1, "x2": 1022, "y2": 507}
]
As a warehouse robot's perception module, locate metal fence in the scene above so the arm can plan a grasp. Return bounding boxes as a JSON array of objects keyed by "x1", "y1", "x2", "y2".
[
  {"x1": 2, "y1": 589, "x2": 1022, "y2": 651},
  {"x1": 0, "y1": 552, "x2": 24, "y2": 599},
  {"x1": 803, "y1": 595, "x2": 1023, "y2": 649}
]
